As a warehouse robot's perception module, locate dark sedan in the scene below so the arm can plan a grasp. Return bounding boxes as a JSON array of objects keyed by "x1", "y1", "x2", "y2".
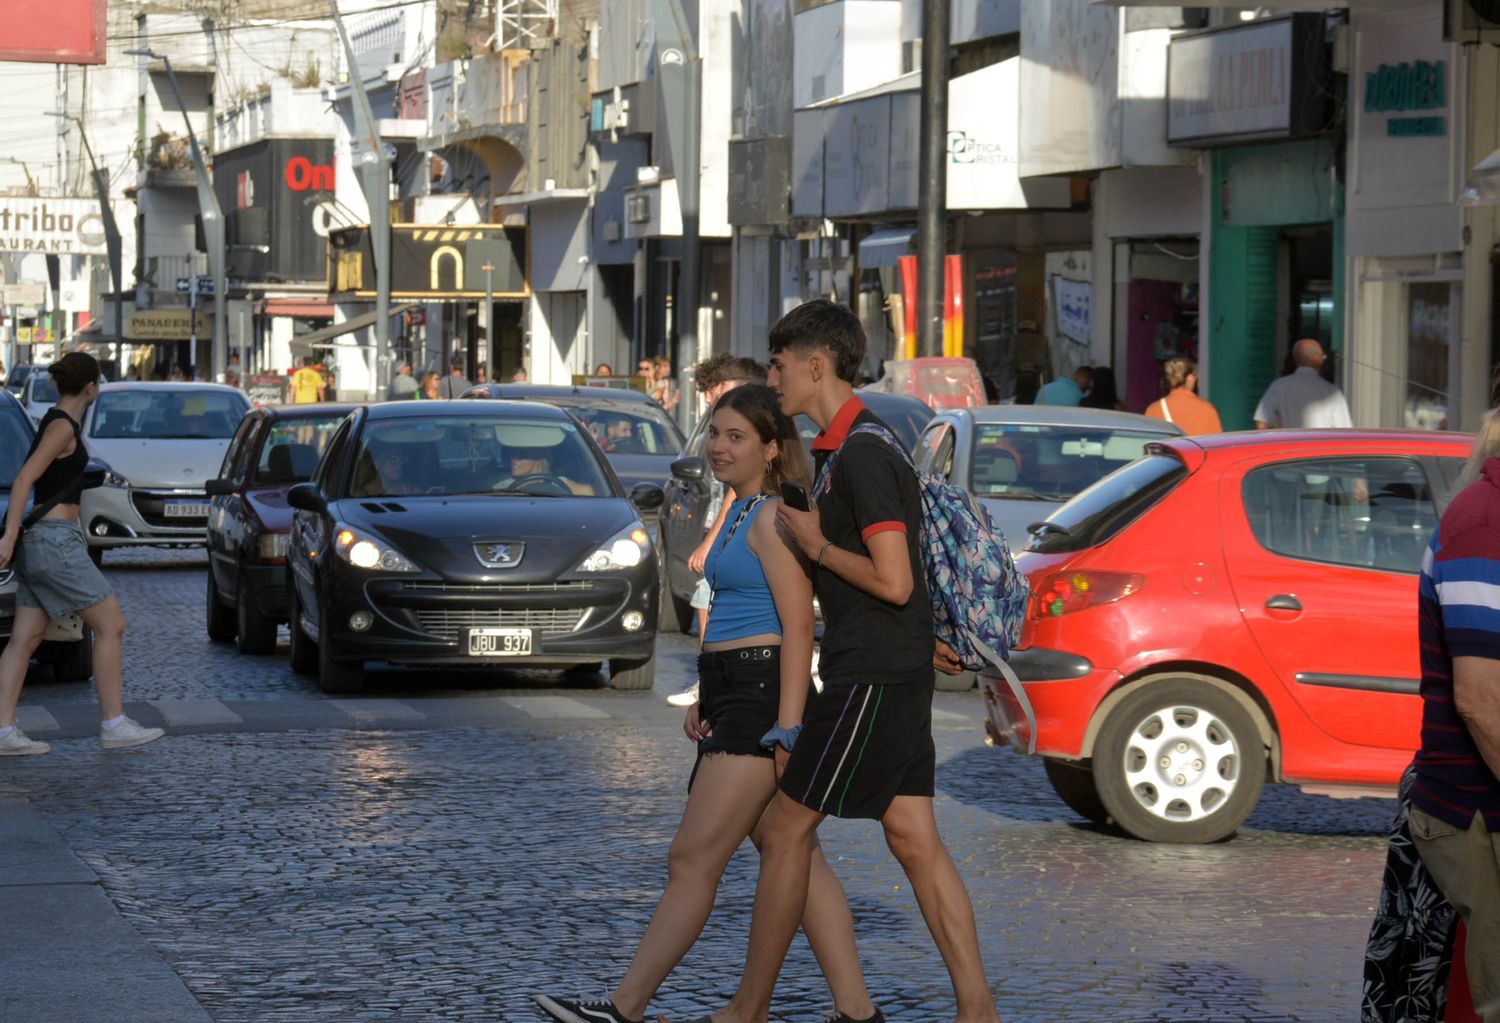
[
  {"x1": 658, "y1": 390, "x2": 935, "y2": 632},
  {"x1": 284, "y1": 400, "x2": 663, "y2": 693},
  {"x1": 460, "y1": 384, "x2": 685, "y2": 499},
  {"x1": 204, "y1": 404, "x2": 358, "y2": 654}
]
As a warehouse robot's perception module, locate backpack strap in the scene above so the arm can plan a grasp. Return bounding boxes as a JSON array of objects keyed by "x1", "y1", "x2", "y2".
[
  {"x1": 20, "y1": 414, "x2": 86, "y2": 531},
  {"x1": 707, "y1": 494, "x2": 768, "y2": 598},
  {"x1": 812, "y1": 422, "x2": 915, "y2": 500}
]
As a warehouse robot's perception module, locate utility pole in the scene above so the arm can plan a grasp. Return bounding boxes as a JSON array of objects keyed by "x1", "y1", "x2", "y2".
[
  {"x1": 126, "y1": 48, "x2": 227, "y2": 380},
  {"x1": 482, "y1": 262, "x2": 495, "y2": 378},
  {"x1": 49, "y1": 112, "x2": 124, "y2": 373},
  {"x1": 329, "y1": 2, "x2": 393, "y2": 401},
  {"x1": 916, "y1": 0, "x2": 951, "y2": 358}
]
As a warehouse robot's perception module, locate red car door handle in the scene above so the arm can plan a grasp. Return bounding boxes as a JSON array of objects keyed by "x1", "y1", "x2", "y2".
[{"x1": 1266, "y1": 595, "x2": 1302, "y2": 612}]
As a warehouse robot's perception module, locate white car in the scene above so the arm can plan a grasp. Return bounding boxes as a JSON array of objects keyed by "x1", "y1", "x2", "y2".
[
  {"x1": 80, "y1": 382, "x2": 251, "y2": 562},
  {"x1": 20, "y1": 370, "x2": 58, "y2": 425}
]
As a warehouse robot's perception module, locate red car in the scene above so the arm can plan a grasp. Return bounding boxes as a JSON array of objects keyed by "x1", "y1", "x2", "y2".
[{"x1": 983, "y1": 429, "x2": 1473, "y2": 843}]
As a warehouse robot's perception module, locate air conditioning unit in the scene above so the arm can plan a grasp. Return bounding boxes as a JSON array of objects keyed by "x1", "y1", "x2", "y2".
[{"x1": 1445, "y1": 0, "x2": 1500, "y2": 42}]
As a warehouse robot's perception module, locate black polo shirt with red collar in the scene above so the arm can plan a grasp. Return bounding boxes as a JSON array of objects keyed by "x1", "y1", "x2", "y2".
[{"x1": 812, "y1": 396, "x2": 933, "y2": 686}]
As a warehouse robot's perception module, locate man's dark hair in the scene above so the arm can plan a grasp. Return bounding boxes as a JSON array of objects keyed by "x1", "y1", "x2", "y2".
[
  {"x1": 301, "y1": 355, "x2": 315, "y2": 367},
  {"x1": 768, "y1": 299, "x2": 866, "y2": 383},
  {"x1": 693, "y1": 353, "x2": 768, "y2": 394},
  {"x1": 450, "y1": 354, "x2": 466, "y2": 373}
]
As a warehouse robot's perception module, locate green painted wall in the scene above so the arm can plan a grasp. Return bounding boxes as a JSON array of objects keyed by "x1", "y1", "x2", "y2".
[{"x1": 1207, "y1": 140, "x2": 1345, "y2": 430}]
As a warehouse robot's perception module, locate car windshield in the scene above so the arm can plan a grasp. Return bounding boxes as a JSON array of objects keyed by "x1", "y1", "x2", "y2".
[
  {"x1": 29, "y1": 374, "x2": 58, "y2": 403},
  {"x1": 560, "y1": 400, "x2": 684, "y2": 455},
  {"x1": 0, "y1": 407, "x2": 33, "y2": 486},
  {"x1": 971, "y1": 424, "x2": 1170, "y2": 502},
  {"x1": 349, "y1": 416, "x2": 612, "y2": 498},
  {"x1": 90, "y1": 389, "x2": 249, "y2": 440},
  {"x1": 6, "y1": 366, "x2": 34, "y2": 393},
  {"x1": 254, "y1": 415, "x2": 347, "y2": 484},
  {"x1": 1026, "y1": 453, "x2": 1188, "y2": 554}
]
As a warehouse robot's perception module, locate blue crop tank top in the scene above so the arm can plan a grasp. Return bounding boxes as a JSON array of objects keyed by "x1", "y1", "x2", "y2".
[{"x1": 703, "y1": 496, "x2": 783, "y2": 644}]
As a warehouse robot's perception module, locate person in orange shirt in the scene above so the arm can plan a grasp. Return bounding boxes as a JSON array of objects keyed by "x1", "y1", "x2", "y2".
[{"x1": 1145, "y1": 356, "x2": 1222, "y2": 436}]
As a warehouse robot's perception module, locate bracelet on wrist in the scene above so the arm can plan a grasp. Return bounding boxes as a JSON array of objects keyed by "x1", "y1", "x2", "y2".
[{"x1": 815, "y1": 540, "x2": 835, "y2": 569}]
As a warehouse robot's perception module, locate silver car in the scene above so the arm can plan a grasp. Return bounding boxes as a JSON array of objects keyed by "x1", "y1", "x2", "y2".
[
  {"x1": 912, "y1": 404, "x2": 1184, "y2": 549},
  {"x1": 79, "y1": 382, "x2": 251, "y2": 562}
]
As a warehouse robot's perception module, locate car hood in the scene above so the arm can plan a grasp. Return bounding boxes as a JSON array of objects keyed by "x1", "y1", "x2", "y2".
[
  {"x1": 88, "y1": 439, "x2": 231, "y2": 489},
  {"x1": 605, "y1": 451, "x2": 677, "y2": 491},
  {"x1": 330, "y1": 494, "x2": 643, "y2": 583},
  {"x1": 979, "y1": 496, "x2": 1064, "y2": 552}
]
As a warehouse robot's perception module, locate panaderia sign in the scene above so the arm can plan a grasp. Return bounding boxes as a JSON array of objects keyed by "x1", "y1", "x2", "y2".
[{"x1": 0, "y1": 198, "x2": 111, "y2": 255}]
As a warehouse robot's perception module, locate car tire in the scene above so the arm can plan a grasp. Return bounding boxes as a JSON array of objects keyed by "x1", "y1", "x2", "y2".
[
  {"x1": 609, "y1": 651, "x2": 656, "y2": 690},
  {"x1": 287, "y1": 583, "x2": 317, "y2": 676},
  {"x1": 236, "y1": 575, "x2": 278, "y2": 656},
  {"x1": 88, "y1": 546, "x2": 104, "y2": 568},
  {"x1": 206, "y1": 571, "x2": 236, "y2": 643},
  {"x1": 1091, "y1": 680, "x2": 1267, "y2": 844},
  {"x1": 316, "y1": 606, "x2": 365, "y2": 694},
  {"x1": 1043, "y1": 758, "x2": 1112, "y2": 827},
  {"x1": 934, "y1": 668, "x2": 976, "y2": 692},
  {"x1": 43, "y1": 630, "x2": 94, "y2": 683}
]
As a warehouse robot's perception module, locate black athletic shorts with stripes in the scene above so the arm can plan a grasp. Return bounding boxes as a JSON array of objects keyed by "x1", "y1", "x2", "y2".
[{"x1": 777, "y1": 672, "x2": 935, "y2": 820}]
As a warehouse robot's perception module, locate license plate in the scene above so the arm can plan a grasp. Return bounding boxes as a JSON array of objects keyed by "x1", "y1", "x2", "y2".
[
  {"x1": 467, "y1": 628, "x2": 533, "y2": 656},
  {"x1": 164, "y1": 499, "x2": 210, "y2": 518}
]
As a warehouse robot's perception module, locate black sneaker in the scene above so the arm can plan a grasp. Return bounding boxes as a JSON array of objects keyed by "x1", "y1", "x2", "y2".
[
  {"x1": 534, "y1": 994, "x2": 642, "y2": 1023},
  {"x1": 823, "y1": 1009, "x2": 887, "y2": 1023}
]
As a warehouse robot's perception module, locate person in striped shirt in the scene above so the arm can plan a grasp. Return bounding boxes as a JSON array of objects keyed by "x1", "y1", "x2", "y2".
[{"x1": 1411, "y1": 428, "x2": 1500, "y2": 1019}]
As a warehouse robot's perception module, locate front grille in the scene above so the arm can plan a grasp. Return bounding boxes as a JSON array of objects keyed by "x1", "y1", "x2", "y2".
[
  {"x1": 413, "y1": 607, "x2": 587, "y2": 638},
  {"x1": 130, "y1": 490, "x2": 208, "y2": 529},
  {"x1": 398, "y1": 581, "x2": 595, "y2": 595}
]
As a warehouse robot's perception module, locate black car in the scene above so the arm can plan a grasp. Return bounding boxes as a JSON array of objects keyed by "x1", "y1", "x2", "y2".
[
  {"x1": 658, "y1": 390, "x2": 935, "y2": 632},
  {"x1": 0, "y1": 389, "x2": 93, "y2": 681},
  {"x1": 205, "y1": 404, "x2": 358, "y2": 654},
  {"x1": 4, "y1": 363, "x2": 37, "y2": 397},
  {"x1": 461, "y1": 383, "x2": 685, "y2": 498},
  {"x1": 284, "y1": 399, "x2": 664, "y2": 693}
]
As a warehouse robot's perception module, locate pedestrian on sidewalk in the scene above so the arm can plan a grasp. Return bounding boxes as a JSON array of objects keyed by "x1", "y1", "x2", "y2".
[
  {"x1": 438, "y1": 354, "x2": 472, "y2": 398},
  {"x1": 1145, "y1": 357, "x2": 1222, "y2": 436},
  {"x1": 1405, "y1": 414, "x2": 1500, "y2": 1020},
  {"x1": 0, "y1": 352, "x2": 164, "y2": 755},
  {"x1": 390, "y1": 362, "x2": 419, "y2": 400},
  {"x1": 661, "y1": 300, "x2": 999, "y2": 1023},
  {"x1": 1253, "y1": 339, "x2": 1352, "y2": 429},
  {"x1": 536, "y1": 383, "x2": 882, "y2": 1023}
]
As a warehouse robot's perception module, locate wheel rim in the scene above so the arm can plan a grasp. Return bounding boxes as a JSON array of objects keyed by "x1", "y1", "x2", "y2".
[{"x1": 1119, "y1": 703, "x2": 1241, "y2": 823}]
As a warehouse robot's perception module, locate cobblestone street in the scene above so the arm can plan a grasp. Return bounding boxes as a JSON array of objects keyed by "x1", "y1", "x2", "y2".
[{"x1": 2, "y1": 551, "x2": 1399, "y2": 1022}]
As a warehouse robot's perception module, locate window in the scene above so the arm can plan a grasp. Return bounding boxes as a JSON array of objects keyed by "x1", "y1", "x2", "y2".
[
  {"x1": 254, "y1": 415, "x2": 348, "y2": 484},
  {"x1": 1241, "y1": 457, "x2": 1435, "y2": 574},
  {"x1": 561, "y1": 400, "x2": 684, "y2": 456},
  {"x1": 915, "y1": 423, "x2": 954, "y2": 476},
  {"x1": 971, "y1": 423, "x2": 1167, "y2": 501},
  {"x1": 222, "y1": 416, "x2": 258, "y2": 481},
  {"x1": 1026, "y1": 454, "x2": 1188, "y2": 555},
  {"x1": 0, "y1": 407, "x2": 34, "y2": 485},
  {"x1": 90, "y1": 389, "x2": 249, "y2": 440}
]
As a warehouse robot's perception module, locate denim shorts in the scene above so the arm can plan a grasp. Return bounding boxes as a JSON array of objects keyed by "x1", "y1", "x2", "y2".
[{"x1": 14, "y1": 519, "x2": 113, "y2": 618}]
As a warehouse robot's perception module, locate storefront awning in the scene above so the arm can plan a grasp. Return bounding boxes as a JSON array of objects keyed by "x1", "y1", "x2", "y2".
[
  {"x1": 262, "y1": 298, "x2": 335, "y2": 318},
  {"x1": 859, "y1": 228, "x2": 915, "y2": 269},
  {"x1": 292, "y1": 304, "x2": 415, "y2": 351}
]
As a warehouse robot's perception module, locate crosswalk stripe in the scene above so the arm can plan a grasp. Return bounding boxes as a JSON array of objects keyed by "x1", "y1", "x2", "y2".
[
  {"x1": 331, "y1": 699, "x2": 426, "y2": 724},
  {"x1": 149, "y1": 699, "x2": 243, "y2": 728},
  {"x1": 502, "y1": 696, "x2": 608, "y2": 720},
  {"x1": 15, "y1": 707, "x2": 59, "y2": 733}
]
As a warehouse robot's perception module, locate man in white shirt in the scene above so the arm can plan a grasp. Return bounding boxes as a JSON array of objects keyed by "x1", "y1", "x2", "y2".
[{"x1": 1254, "y1": 339, "x2": 1353, "y2": 429}]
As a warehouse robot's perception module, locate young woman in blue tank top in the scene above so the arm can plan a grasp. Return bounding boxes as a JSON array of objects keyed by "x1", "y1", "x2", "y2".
[{"x1": 536, "y1": 385, "x2": 883, "y2": 1023}]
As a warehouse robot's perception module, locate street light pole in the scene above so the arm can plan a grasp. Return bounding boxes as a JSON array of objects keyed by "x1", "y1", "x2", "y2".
[
  {"x1": 916, "y1": 0, "x2": 951, "y2": 358},
  {"x1": 126, "y1": 48, "x2": 227, "y2": 380},
  {"x1": 329, "y1": 3, "x2": 393, "y2": 401},
  {"x1": 49, "y1": 111, "x2": 124, "y2": 374}
]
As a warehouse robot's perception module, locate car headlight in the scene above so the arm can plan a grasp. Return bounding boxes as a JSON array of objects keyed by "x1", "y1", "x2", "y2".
[
  {"x1": 97, "y1": 462, "x2": 129, "y2": 488},
  {"x1": 333, "y1": 526, "x2": 420, "y2": 573},
  {"x1": 577, "y1": 524, "x2": 652, "y2": 572}
]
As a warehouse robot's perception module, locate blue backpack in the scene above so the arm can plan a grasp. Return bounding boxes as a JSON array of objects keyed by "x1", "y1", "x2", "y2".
[{"x1": 812, "y1": 423, "x2": 1030, "y2": 669}]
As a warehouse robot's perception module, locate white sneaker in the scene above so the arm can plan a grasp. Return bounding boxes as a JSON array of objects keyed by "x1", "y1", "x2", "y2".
[
  {"x1": 666, "y1": 682, "x2": 699, "y2": 708},
  {"x1": 0, "y1": 727, "x2": 50, "y2": 756},
  {"x1": 100, "y1": 717, "x2": 165, "y2": 750}
]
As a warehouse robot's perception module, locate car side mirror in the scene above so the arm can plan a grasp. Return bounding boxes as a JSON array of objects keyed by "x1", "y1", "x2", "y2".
[
  {"x1": 630, "y1": 483, "x2": 666, "y2": 511},
  {"x1": 286, "y1": 483, "x2": 327, "y2": 513},
  {"x1": 670, "y1": 456, "x2": 706, "y2": 482},
  {"x1": 204, "y1": 478, "x2": 235, "y2": 497}
]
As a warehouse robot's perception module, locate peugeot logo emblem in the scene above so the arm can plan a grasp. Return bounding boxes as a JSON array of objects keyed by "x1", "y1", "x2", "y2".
[{"x1": 474, "y1": 541, "x2": 525, "y2": 569}]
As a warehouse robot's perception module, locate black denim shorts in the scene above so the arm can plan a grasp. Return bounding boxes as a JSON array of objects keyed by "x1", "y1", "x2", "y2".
[{"x1": 696, "y1": 646, "x2": 782, "y2": 761}]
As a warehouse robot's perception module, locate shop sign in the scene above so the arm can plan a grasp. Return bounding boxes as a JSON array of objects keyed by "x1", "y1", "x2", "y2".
[
  {"x1": 245, "y1": 374, "x2": 287, "y2": 407},
  {"x1": 0, "y1": 197, "x2": 110, "y2": 255},
  {"x1": 2, "y1": 283, "x2": 45, "y2": 306},
  {"x1": 1053, "y1": 277, "x2": 1091, "y2": 344},
  {"x1": 1167, "y1": 15, "x2": 1327, "y2": 146},
  {"x1": 126, "y1": 309, "x2": 210, "y2": 341},
  {"x1": 1363, "y1": 61, "x2": 1446, "y2": 137},
  {"x1": 822, "y1": 95, "x2": 892, "y2": 218},
  {"x1": 949, "y1": 59, "x2": 1070, "y2": 210},
  {"x1": 329, "y1": 224, "x2": 529, "y2": 300}
]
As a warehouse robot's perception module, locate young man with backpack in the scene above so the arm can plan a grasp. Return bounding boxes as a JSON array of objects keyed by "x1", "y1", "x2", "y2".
[{"x1": 670, "y1": 300, "x2": 1000, "y2": 1023}]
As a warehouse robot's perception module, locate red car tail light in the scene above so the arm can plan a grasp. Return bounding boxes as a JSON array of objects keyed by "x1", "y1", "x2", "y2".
[{"x1": 1031, "y1": 570, "x2": 1145, "y2": 619}]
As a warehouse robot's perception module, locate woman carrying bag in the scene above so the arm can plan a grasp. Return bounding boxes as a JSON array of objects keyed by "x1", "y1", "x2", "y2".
[{"x1": 0, "y1": 352, "x2": 164, "y2": 755}]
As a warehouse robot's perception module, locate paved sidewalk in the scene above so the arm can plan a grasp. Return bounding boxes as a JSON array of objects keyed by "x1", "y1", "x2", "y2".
[{"x1": 0, "y1": 792, "x2": 211, "y2": 1023}]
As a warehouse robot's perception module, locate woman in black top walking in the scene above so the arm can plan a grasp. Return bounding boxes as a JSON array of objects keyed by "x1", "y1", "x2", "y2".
[{"x1": 0, "y1": 353, "x2": 164, "y2": 755}]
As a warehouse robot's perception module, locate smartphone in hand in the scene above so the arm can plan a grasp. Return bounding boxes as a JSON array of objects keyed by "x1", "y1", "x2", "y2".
[{"x1": 780, "y1": 481, "x2": 811, "y2": 512}]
